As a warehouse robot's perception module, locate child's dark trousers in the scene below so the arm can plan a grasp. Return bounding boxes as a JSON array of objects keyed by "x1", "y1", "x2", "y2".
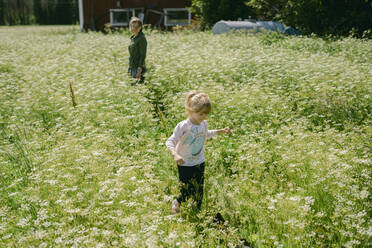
[{"x1": 177, "y1": 162, "x2": 205, "y2": 210}]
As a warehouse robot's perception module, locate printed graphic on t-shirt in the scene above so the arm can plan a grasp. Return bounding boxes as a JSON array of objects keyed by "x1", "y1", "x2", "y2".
[{"x1": 181, "y1": 125, "x2": 205, "y2": 161}]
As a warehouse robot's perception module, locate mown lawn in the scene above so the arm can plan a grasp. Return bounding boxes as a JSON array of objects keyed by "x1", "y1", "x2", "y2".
[{"x1": 0, "y1": 26, "x2": 371, "y2": 247}]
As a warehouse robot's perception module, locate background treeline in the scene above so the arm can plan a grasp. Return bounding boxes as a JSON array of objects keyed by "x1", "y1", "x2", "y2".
[
  {"x1": 0, "y1": 0, "x2": 78, "y2": 25},
  {"x1": 192, "y1": 0, "x2": 372, "y2": 37},
  {"x1": 0, "y1": 0, "x2": 371, "y2": 37}
]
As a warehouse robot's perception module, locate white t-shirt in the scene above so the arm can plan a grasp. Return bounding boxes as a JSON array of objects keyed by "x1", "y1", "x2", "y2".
[{"x1": 166, "y1": 119, "x2": 217, "y2": 166}]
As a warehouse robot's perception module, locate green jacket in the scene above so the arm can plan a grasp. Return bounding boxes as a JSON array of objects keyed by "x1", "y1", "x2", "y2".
[{"x1": 128, "y1": 31, "x2": 147, "y2": 70}]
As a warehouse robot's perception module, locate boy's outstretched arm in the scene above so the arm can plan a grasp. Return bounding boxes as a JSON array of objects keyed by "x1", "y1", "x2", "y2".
[
  {"x1": 168, "y1": 148, "x2": 185, "y2": 165},
  {"x1": 166, "y1": 123, "x2": 185, "y2": 165},
  {"x1": 217, "y1": 127, "x2": 231, "y2": 134}
]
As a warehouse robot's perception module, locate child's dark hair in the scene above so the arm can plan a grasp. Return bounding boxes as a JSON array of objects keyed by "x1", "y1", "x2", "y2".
[{"x1": 186, "y1": 91, "x2": 211, "y2": 113}]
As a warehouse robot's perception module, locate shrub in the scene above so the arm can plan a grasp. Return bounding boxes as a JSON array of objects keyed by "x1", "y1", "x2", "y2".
[
  {"x1": 247, "y1": 0, "x2": 372, "y2": 37},
  {"x1": 191, "y1": 0, "x2": 256, "y2": 28}
]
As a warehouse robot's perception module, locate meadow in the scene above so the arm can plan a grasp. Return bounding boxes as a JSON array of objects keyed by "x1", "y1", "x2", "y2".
[{"x1": 0, "y1": 25, "x2": 371, "y2": 247}]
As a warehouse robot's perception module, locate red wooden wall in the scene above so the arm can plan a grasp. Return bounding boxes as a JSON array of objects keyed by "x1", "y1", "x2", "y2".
[{"x1": 82, "y1": 0, "x2": 191, "y2": 31}]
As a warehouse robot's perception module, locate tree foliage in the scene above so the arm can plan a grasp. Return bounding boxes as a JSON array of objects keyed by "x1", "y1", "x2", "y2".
[
  {"x1": 193, "y1": 0, "x2": 372, "y2": 36},
  {"x1": 1, "y1": 0, "x2": 78, "y2": 25},
  {"x1": 192, "y1": 0, "x2": 256, "y2": 29},
  {"x1": 247, "y1": 0, "x2": 372, "y2": 36}
]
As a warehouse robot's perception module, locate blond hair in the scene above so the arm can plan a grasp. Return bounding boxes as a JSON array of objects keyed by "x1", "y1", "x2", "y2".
[
  {"x1": 186, "y1": 91, "x2": 211, "y2": 113},
  {"x1": 130, "y1": 17, "x2": 143, "y2": 31}
]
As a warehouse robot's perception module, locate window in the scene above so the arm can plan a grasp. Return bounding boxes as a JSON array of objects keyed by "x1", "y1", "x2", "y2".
[
  {"x1": 110, "y1": 9, "x2": 132, "y2": 26},
  {"x1": 164, "y1": 8, "x2": 191, "y2": 26},
  {"x1": 110, "y1": 8, "x2": 145, "y2": 26}
]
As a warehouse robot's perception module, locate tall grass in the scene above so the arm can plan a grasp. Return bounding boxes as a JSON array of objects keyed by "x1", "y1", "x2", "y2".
[{"x1": 0, "y1": 26, "x2": 371, "y2": 247}]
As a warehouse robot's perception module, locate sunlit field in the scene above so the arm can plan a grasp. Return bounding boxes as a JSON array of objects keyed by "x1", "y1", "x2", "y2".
[{"x1": 0, "y1": 25, "x2": 371, "y2": 247}]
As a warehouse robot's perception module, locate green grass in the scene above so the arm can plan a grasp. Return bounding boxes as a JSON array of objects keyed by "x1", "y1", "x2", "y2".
[{"x1": 0, "y1": 26, "x2": 371, "y2": 247}]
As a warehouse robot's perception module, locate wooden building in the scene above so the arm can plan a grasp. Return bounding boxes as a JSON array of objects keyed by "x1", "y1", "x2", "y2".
[{"x1": 78, "y1": 0, "x2": 191, "y2": 31}]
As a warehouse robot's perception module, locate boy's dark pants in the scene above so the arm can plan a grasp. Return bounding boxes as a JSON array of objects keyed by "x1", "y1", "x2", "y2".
[
  {"x1": 177, "y1": 162, "x2": 205, "y2": 210},
  {"x1": 128, "y1": 68, "x2": 145, "y2": 83}
]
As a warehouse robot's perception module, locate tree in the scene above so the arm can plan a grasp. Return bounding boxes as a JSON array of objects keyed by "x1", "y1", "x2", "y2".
[
  {"x1": 1, "y1": 0, "x2": 79, "y2": 26},
  {"x1": 34, "y1": 0, "x2": 45, "y2": 24},
  {"x1": 46, "y1": 0, "x2": 56, "y2": 24},
  {"x1": 17, "y1": 0, "x2": 25, "y2": 24},
  {"x1": 0, "y1": 0, "x2": 5, "y2": 25},
  {"x1": 247, "y1": 0, "x2": 372, "y2": 36},
  {"x1": 192, "y1": 0, "x2": 255, "y2": 28},
  {"x1": 56, "y1": 0, "x2": 73, "y2": 24}
]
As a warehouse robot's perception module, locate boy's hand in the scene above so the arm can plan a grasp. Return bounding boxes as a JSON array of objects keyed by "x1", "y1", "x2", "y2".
[
  {"x1": 136, "y1": 67, "x2": 142, "y2": 79},
  {"x1": 174, "y1": 154, "x2": 185, "y2": 165},
  {"x1": 218, "y1": 127, "x2": 231, "y2": 134}
]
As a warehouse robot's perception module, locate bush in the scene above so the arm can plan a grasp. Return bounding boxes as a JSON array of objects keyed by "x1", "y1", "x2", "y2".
[
  {"x1": 191, "y1": 0, "x2": 256, "y2": 28},
  {"x1": 193, "y1": 0, "x2": 372, "y2": 37},
  {"x1": 247, "y1": 0, "x2": 372, "y2": 37}
]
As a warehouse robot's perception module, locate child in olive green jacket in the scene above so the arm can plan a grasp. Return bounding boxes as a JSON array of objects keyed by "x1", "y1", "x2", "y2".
[{"x1": 128, "y1": 17, "x2": 147, "y2": 81}]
